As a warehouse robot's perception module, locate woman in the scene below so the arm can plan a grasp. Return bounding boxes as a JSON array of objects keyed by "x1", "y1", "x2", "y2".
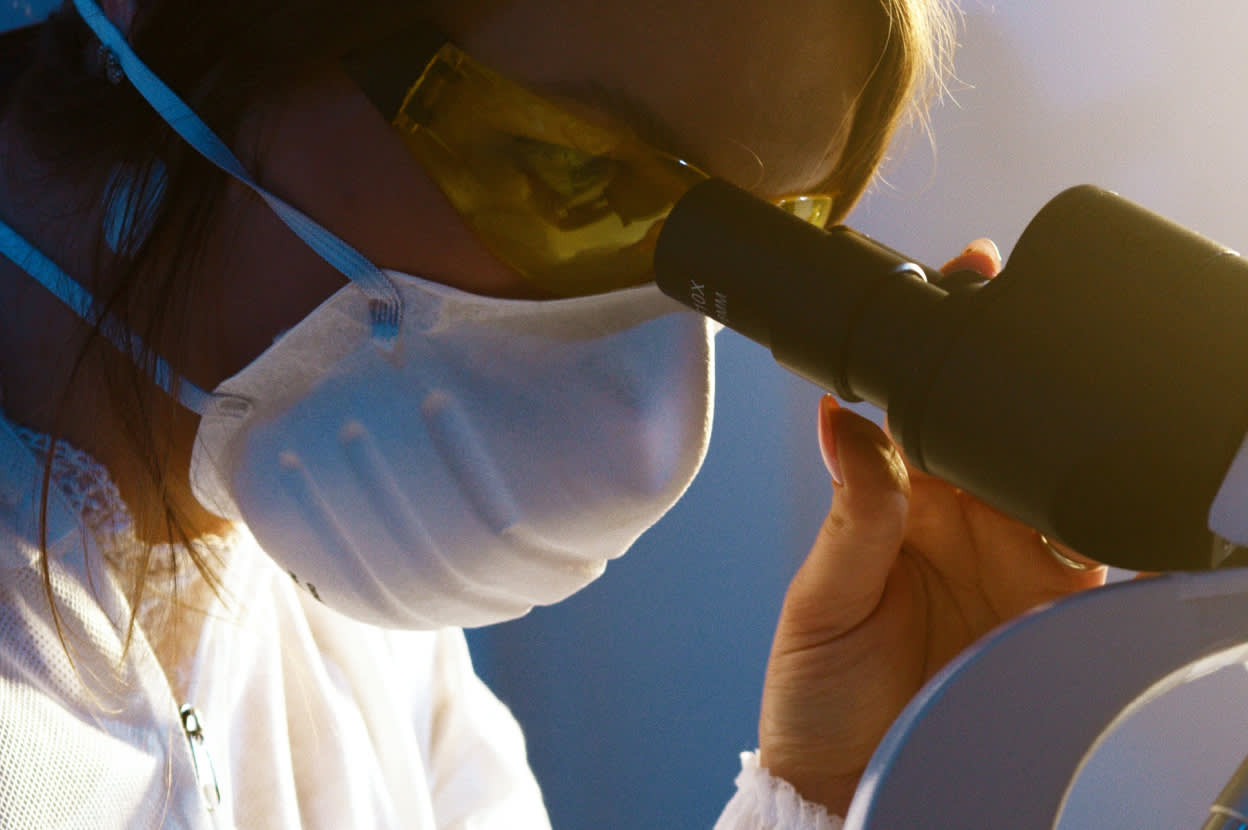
[{"x1": 0, "y1": 0, "x2": 1104, "y2": 826}]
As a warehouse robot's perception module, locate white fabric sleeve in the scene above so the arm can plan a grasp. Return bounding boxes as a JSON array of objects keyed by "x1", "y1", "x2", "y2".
[{"x1": 714, "y1": 751, "x2": 845, "y2": 830}]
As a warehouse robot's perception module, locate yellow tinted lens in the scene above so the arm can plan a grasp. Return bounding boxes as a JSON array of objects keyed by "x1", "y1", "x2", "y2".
[
  {"x1": 774, "y1": 194, "x2": 833, "y2": 230},
  {"x1": 392, "y1": 44, "x2": 708, "y2": 297}
]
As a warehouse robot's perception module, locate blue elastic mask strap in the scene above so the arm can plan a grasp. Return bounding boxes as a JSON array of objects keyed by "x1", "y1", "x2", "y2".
[
  {"x1": 0, "y1": 221, "x2": 216, "y2": 414},
  {"x1": 72, "y1": 0, "x2": 403, "y2": 344}
]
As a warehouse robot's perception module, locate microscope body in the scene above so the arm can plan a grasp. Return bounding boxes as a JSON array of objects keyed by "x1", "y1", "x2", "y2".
[{"x1": 655, "y1": 181, "x2": 1248, "y2": 572}]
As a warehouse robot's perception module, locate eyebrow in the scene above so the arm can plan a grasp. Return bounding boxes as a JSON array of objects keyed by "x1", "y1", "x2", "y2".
[
  {"x1": 343, "y1": 21, "x2": 706, "y2": 169},
  {"x1": 542, "y1": 81, "x2": 709, "y2": 173},
  {"x1": 548, "y1": 80, "x2": 836, "y2": 203}
]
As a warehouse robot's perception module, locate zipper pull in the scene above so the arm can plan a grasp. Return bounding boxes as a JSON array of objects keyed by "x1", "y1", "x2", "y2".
[{"x1": 180, "y1": 704, "x2": 222, "y2": 812}]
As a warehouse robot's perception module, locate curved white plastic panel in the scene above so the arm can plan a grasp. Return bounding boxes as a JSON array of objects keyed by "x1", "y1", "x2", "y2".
[
  {"x1": 845, "y1": 569, "x2": 1248, "y2": 829},
  {"x1": 1209, "y1": 429, "x2": 1248, "y2": 546}
]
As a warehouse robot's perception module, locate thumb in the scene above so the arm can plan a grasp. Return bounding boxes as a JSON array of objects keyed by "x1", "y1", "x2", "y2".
[{"x1": 784, "y1": 396, "x2": 911, "y2": 633}]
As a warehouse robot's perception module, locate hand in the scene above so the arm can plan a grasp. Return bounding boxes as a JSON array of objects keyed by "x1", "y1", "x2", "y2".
[{"x1": 756, "y1": 239, "x2": 1108, "y2": 816}]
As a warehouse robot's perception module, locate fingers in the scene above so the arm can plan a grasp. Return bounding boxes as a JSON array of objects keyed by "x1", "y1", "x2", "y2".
[
  {"x1": 782, "y1": 396, "x2": 910, "y2": 634},
  {"x1": 940, "y1": 237, "x2": 1002, "y2": 278},
  {"x1": 1037, "y1": 534, "x2": 1106, "y2": 575}
]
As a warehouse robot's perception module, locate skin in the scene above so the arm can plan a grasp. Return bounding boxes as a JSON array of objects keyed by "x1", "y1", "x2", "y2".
[{"x1": 0, "y1": 0, "x2": 1106, "y2": 816}]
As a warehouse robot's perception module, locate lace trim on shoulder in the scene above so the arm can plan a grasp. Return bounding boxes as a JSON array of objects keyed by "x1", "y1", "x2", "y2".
[
  {"x1": 9, "y1": 422, "x2": 133, "y2": 537},
  {"x1": 7, "y1": 419, "x2": 237, "y2": 560}
]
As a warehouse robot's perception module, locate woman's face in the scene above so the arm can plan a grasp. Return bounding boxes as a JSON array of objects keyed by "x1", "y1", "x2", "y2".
[{"x1": 207, "y1": 0, "x2": 878, "y2": 384}]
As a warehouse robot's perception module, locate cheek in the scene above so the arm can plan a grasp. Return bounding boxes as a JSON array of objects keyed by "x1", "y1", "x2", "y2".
[
  {"x1": 194, "y1": 75, "x2": 547, "y2": 385},
  {"x1": 687, "y1": 123, "x2": 848, "y2": 198},
  {"x1": 252, "y1": 75, "x2": 540, "y2": 300},
  {"x1": 660, "y1": 50, "x2": 859, "y2": 197},
  {"x1": 203, "y1": 184, "x2": 351, "y2": 382}
]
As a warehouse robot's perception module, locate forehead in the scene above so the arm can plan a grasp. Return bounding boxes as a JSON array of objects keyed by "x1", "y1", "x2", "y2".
[{"x1": 443, "y1": 0, "x2": 879, "y2": 198}]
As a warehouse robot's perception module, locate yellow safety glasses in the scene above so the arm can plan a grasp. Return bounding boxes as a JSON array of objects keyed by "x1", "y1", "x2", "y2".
[{"x1": 348, "y1": 31, "x2": 833, "y2": 297}]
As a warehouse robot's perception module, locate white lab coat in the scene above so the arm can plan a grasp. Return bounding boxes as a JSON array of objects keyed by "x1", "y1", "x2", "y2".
[{"x1": 0, "y1": 410, "x2": 839, "y2": 829}]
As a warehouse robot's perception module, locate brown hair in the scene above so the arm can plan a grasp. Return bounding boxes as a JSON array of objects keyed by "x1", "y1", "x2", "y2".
[
  {"x1": 1, "y1": 0, "x2": 956, "y2": 650},
  {"x1": 827, "y1": 0, "x2": 957, "y2": 219}
]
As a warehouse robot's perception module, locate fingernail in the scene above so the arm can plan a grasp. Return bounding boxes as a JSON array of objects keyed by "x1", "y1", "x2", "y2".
[
  {"x1": 818, "y1": 395, "x2": 844, "y2": 486},
  {"x1": 964, "y1": 237, "x2": 1002, "y2": 265}
]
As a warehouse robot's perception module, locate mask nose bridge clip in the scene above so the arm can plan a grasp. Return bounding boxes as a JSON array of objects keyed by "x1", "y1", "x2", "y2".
[
  {"x1": 205, "y1": 393, "x2": 253, "y2": 420},
  {"x1": 369, "y1": 297, "x2": 402, "y2": 348}
]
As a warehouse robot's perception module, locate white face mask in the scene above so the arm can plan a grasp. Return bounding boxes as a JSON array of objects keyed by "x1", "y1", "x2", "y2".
[
  {"x1": 191, "y1": 275, "x2": 713, "y2": 628},
  {"x1": 0, "y1": 0, "x2": 716, "y2": 629}
]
